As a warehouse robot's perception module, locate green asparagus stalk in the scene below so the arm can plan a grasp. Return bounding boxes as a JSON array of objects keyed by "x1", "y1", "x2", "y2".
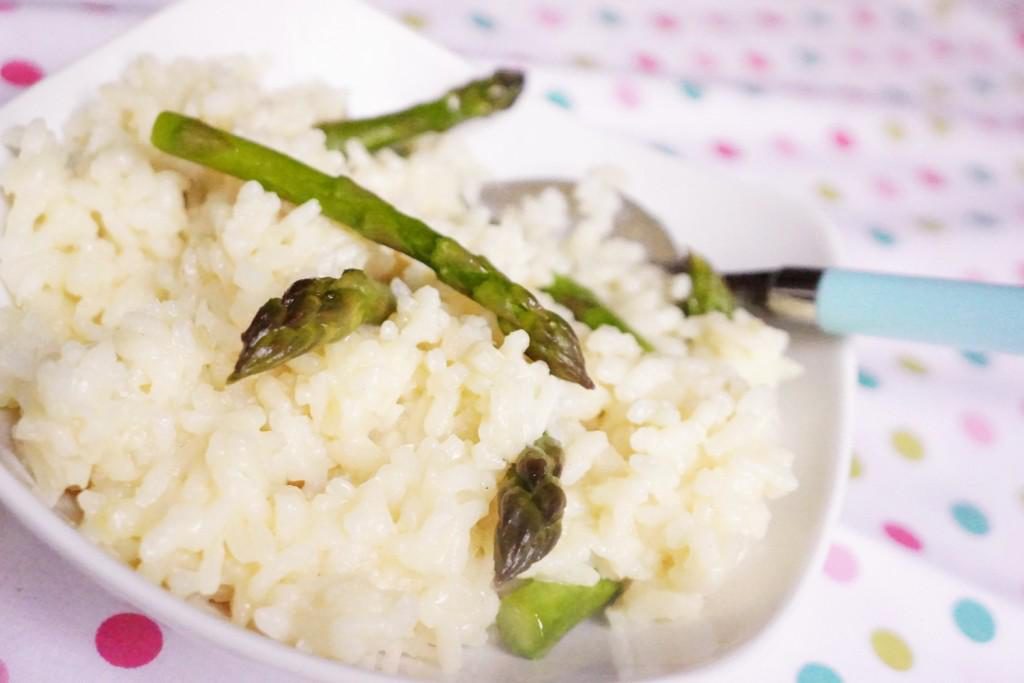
[
  {"x1": 494, "y1": 434, "x2": 566, "y2": 584},
  {"x1": 497, "y1": 579, "x2": 623, "y2": 659},
  {"x1": 543, "y1": 274, "x2": 654, "y2": 351},
  {"x1": 151, "y1": 112, "x2": 593, "y2": 389},
  {"x1": 228, "y1": 270, "x2": 395, "y2": 382},
  {"x1": 681, "y1": 251, "x2": 736, "y2": 316},
  {"x1": 318, "y1": 69, "x2": 525, "y2": 153}
]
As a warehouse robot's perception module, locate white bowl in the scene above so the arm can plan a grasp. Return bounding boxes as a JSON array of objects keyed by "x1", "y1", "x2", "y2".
[{"x1": 0, "y1": 1, "x2": 855, "y2": 681}]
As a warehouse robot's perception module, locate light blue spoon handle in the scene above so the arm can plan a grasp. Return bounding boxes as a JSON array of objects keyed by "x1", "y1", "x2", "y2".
[{"x1": 816, "y1": 269, "x2": 1024, "y2": 353}]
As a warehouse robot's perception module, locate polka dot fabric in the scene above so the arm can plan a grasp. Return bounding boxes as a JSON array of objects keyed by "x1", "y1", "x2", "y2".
[{"x1": 2, "y1": 1, "x2": 1024, "y2": 681}]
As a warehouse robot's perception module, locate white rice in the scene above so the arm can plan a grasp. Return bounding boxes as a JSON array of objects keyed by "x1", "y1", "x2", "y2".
[{"x1": 0, "y1": 57, "x2": 798, "y2": 675}]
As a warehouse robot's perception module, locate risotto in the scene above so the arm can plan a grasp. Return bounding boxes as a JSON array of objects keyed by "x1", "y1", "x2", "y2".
[{"x1": 0, "y1": 57, "x2": 798, "y2": 674}]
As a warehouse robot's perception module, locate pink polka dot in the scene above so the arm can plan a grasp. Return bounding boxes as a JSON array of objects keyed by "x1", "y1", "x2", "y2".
[
  {"x1": 746, "y1": 51, "x2": 770, "y2": 71},
  {"x1": 824, "y1": 543, "x2": 859, "y2": 582},
  {"x1": 1, "y1": 59, "x2": 44, "y2": 87},
  {"x1": 756, "y1": 10, "x2": 784, "y2": 28},
  {"x1": 889, "y1": 46, "x2": 914, "y2": 65},
  {"x1": 969, "y1": 41, "x2": 994, "y2": 61},
  {"x1": 614, "y1": 81, "x2": 641, "y2": 108},
  {"x1": 713, "y1": 140, "x2": 741, "y2": 159},
  {"x1": 653, "y1": 12, "x2": 679, "y2": 31},
  {"x1": 1015, "y1": 29, "x2": 1024, "y2": 49},
  {"x1": 963, "y1": 269, "x2": 988, "y2": 282},
  {"x1": 917, "y1": 167, "x2": 946, "y2": 188},
  {"x1": 81, "y1": 1, "x2": 114, "y2": 10},
  {"x1": 884, "y1": 522, "x2": 923, "y2": 551},
  {"x1": 845, "y1": 47, "x2": 869, "y2": 65},
  {"x1": 535, "y1": 6, "x2": 564, "y2": 27},
  {"x1": 1015, "y1": 261, "x2": 1024, "y2": 284},
  {"x1": 875, "y1": 177, "x2": 900, "y2": 199},
  {"x1": 0, "y1": 660, "x2": 8, "y2": 683},
  {"x1": 975, "y1": 114, "x2": 1001, "y2": 131},
  {"x1": 853, "y1": 6, "x2": 877, "y2": 26},
  {"x1": 832, "y1": 129, "x2": 856, "y2": 150},
  {"x1": 634, "y1": 51, "x2": 661, "y2": 74},
  {"x1": 0, "y1": 1, "x2": 16, "y2": 11},
  {"x1": 930, "y1": 37, "x2": 955, "y2": 57},
  {"x1": 773, "y1": 137, "x2": 799, "y2": 157},
  {"x1": 962, "y1": 412, "x2": 995, "y2": 445},
  {"x1": 693, "y1": 51, "x2": 718, "y2": 71},
  {"x1": 705, "y1": 11, "x2": 731, "y2": 30},
  {"x1": 95, "y1": 613, "x2": 164, "y2": 668}
]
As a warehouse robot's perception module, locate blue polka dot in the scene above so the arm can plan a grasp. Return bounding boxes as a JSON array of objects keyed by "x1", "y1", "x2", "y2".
[
  {"x1": 894, "y1": 8, "x2": 919, "y2": 28},
  {"x1": 545, "y1": 90, "x2": 571, "y2": 109},
  {"x1": 966, "y1": 164, "x2": 993, "y2": 183},
  {"x1": 650, "y1": 141, "x2": 679, "y2": 156},
  {"x1": 881, "y1": 86, "x2": 911, "y2": 104},
  {"x1": 469, "y1": 12, "x2": 495, "y2": 30},
  {"x1": 799, "y1": 48, "x2": 821, "y2": 66},
  {"x1": 953, "y1": 599, "x2": 996, "y2": 643},
  {"x1": 797, "y1": 662, "x2": 842, "y2": 683},
  {"x1": 869, "y1": 226, "x2": 897, "y2": 245},
  {"x1": 598, "y1": 8, "x2": 621, "y2": 25},
  {"x1": 966, "y1": 210, "x2": 999, "y2": 228},
  {"x1": 969, "y1": 75, "x2": 994, "y2": 95},
  {"x1": 858, "y1": 368, "x2": 879, "y2": 388},
  {"x1": 951, "y1": 502, "x2": 990, "y2": 535},
  {"x1": 805, "y1": 9, "x2": 830, "y2": 26},
  {"x1": 679, "y1": 79, "x2": 704, "y2": 99},
  {"x1": 962, "y1": 350, "x2": 990, "y2": 367}
]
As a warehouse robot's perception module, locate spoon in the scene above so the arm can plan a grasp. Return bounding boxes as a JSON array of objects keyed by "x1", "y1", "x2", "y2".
[{"x1": 481, "y1": 179, "x2": 1024, "y2": 354}]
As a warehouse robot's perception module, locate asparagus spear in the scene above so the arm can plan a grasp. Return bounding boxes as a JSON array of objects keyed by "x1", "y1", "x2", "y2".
[
  {"x1": 543, "y1": 274, "x2": 654, "y2": 351},
  {"x1": 151, "y1": 112, "x2": 593, "y2": 389},
  {"x1": 494, "y1": 434, "x2": 566, "y2": 584},
  {"x1": 228, "y1": 270, "x2": 395, "y2": 383},
  {"x1": 681, "y1": 251, "x2": 736, "y2": 316},
  {"x1": 497, "y1": 579, "x2": 623, "y2": 659},
  {"x1": 318, "y1": 69, "x2": 525, "y2": 153}
]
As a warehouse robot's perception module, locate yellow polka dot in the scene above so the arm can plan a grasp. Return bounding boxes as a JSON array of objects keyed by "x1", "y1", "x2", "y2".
[
  {"x1": 925, "y1": 81, "x2": 949, "y2": 101},
  {"x1": 883, "y1": 121, "x2": 906, "y2": 141},
  {"x1": 850, "y1": 455, "x2": 863, "y2": 479},
  {"x1": 400, "y1": 11, "x2": 427, "y2": 29},
  {"x1": 891, "y1": 430, "x2": 924, "y2": 460},
  {"x1": 572, "y1": 54, "x2": 599, "y2": 69},
  {"x1": 915, "y1": 216, "x2": 944, "y2": 232},
  {"x1": 816, "y1": 182, "x2": 841, "y2": 202},
  {"x1": 898, "y1": 355, "x2": 928, "y2": 375},
  {"x1": 871, "y1": 629, "x2": 913, "y2": 671},
  {"x1": 929, "y1": 116, "x2": 951, "y2": 136}
]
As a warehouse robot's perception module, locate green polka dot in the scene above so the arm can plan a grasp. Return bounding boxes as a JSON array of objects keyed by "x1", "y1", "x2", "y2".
[
  {"x1": 571, "y1": 54, "x2": 599, "y2": 69},
  {"x1": 883, "y1": 120, "x2": 906, "y2": 140},
  {"x1": 930, "y1": 116, "x2": 951, "y2": 136},
  {"x1": 399, "y1": 11, "x2": 427, "y2": 29},
  {"x1": 891, "y1": 430, "x2": 924, "y2": 461},
  {"x1": 816, "y1": 182, "x2": 842, "y2": 202},
  {"x1": 850, "y1": 455, "x2": 863, "y2": 479},
  {"x1": 898, "y1": 355, "x2": 928, "y2": 375},
  {"x1": 871, "y1": 629, "x2": 913, "y2": 671},
  {"x1": 953, "y1": 599, "x2": 995, "y2": 643}
]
